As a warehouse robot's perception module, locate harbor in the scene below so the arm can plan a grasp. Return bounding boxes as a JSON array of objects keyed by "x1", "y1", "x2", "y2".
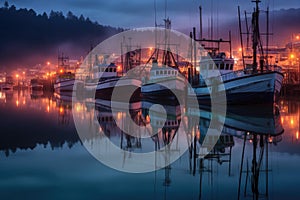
[{"x1": 0, "y1": 0, "x2": 300, "y2": 199}]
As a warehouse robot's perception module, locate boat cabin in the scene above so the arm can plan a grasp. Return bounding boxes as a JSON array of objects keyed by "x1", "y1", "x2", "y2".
[
  {"x1": 149, "y1": 59, "x2": 180, "y2": 79},
  {"x1": 200, "y1": 52, "x2": 234, "y2": 79},
  {"x1": 92, "y1": 62, "x2": 119, "y2": 80}
]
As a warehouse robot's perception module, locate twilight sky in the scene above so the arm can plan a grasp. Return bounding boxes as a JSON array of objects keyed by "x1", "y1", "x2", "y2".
[{"x1": 4, "y1": 0, "x2": 300, "y2": 30}]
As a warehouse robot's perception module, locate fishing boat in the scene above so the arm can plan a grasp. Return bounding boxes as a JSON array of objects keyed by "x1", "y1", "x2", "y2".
[
  {"x1": 141, "y1": 19, "x2": 186, "y2": 99},
  {"x1": 85, "y1": 49, "x2": 141, "y2": 100},
  {"x1": 30, "y1": 78, "x2": 43, "y2": 91},
  {"x1": 54, "y1": 54, "x2": 76, "y2": 92},
  {"x1": 54, "y1": 72, "x2": 75, "y2": 92},
  {"x1": 0, "y1": 76, "x2": 13, "y2": 91},
  {"x1": 188, "y1": 1, "x2": 284, "y2": 105},
  {"x1": 93, "y1": 62, "x2": 141, "y2": 100},
  {"x1": 141, "y1": 58, "x2": 186, "y2": 98},
  {"x1": 0, "y1": 83, "x2": 13, "y2": 91}
]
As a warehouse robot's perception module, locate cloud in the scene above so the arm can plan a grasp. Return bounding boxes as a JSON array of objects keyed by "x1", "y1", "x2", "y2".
[{"x1": 5, "y1": 0, "x2": 300, "y2": 29}]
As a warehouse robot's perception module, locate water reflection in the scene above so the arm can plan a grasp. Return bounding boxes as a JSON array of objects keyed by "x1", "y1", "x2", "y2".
[
  {"x1": 0, "y1": 90, "x2": 80, "y2": 157},
  {"x1": 2, "y1": 91, "x2": 300, "y2": 199}
]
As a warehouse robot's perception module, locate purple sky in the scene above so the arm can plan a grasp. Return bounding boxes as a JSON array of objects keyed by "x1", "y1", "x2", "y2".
[{"x1": 4, "y1": 0, "x2": 300, "y2": 30}]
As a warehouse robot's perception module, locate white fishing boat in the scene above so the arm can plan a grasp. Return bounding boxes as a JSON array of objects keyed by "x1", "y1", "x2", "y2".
[
  {"x1": 85, "y1": 51, "x2": 142, "y2": 100},
  {"x1": 188, "y1": 51, "x2": 284, "y2": 104},
  {"x1": 141, "y1": 19, "x2": 186, "y2": 99},
  {"x1": 54, "y1": 72, "x2": 75, "y2": 92},
  {"x1": 188, "y1": 1, "x2": 284, "y2": 105},
  {"x1": 141, "y1": 58, "x2": 186, "y2": 98},
  {"x1": 54, "y1": 53, "x2": 76, "y2": 92},
  {"x1": 93, "y1": 62, "x2": 141, "y2": 100}
]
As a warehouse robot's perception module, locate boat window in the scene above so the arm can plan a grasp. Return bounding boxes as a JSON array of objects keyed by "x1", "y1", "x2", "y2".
[
  {"x1": 209, "y1": 63, "x2": 213, "y2": 70},
  {"x1": 156, "y1": 71, "x2": 159, "y2": 75},
  {"x1": 172, "y1": 71, "x2": 174, "y2": 75},
  {"x1": 168, "y1": 71, "x2": 170, "y2": 75},
  {"x1": 230, "y1": 64, "x2": 233, "y2": 70},
  {"x1": 113, "y1": 68, "x2": 116, "y2": 72},
  {"x1": 160, "y1": 71, "x2": 163, "y2": 75},
  {"x1": 220, "y1": 63, "x2": 225, "y2": 70},
  {"x1": 225, "y1": 64, "x2": 229, "y2": 70},
  {"x1": 164, "y1": 70, "x2": 167, "y2": 75}
]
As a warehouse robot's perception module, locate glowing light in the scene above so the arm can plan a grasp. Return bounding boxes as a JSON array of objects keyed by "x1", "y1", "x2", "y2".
[
  {"x1": 281, "y1": 117, "x2": 284, "y2": 124},
  {"x1": 117, "y1": 65, "x2": 122, "y2": 72},
  {"x1": 146, "y1": 115, "x2": 150, "y2": 123},
  {"x1": 290, "y1": 54, "x2": 295, "y2": 59},
  {"x1": 296, "y1": 35, "x2": 300, "y2": 40},
  {"x1": 0, "y1": 92, "x2": 5, "y2": 100},
  {"x1": 47, "y1": 61, "x2": 50, "y2": 65},
  {"x1": 149, "y1": 47, "x2": 153, "y2": 51},
  {"x1": 22, "y1": 100, "x2": 25, "y2": 105},
  {"x1": 117, "y1": 112, "x2": 122, "y2": 120},
  {"x1": 75, "y1": 104, "x2": 83, "y2": 112},
  {"x1": 268, "y1": 137, "x2": 273, "y2": 143},
  {"x1": 238, "y1": 47, "x2": 242, "y2": 52},
  {"x1": 291, "y1": 119, "x2": 294, "y2": 125},
  {"x1": 59, "y1": 107, "x2": 64, "y2": 114},
  {"x1": 60, "y1": 69, "x2": 64, "y2": 73},
  {"x1": 16, "y1": 100, "x2": 19, "y2": 107},
  {"x1": 47, "y1": 105, "x2": 50, "y2": 113},
  {"x1": 297, "y1": 131, "x2": 299, "y2": 140},
  {"x1": 16, "y1": 74, "x2": 19, "y2": 78}
]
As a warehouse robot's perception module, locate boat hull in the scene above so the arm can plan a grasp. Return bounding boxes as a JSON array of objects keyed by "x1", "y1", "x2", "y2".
[
  {"x1": 190, "y1": 71, "x2": 284, "y2": 105},
  {"x1": 95, "y1": 77, "x2": 141, "y2": 100},
  {"x1": 141, "y1": 78, "x2": 186, "y2": 100},
  {"x1": 54, "y1": 79, "x2": 75, "y2": 92},
  {"x1": 0, "y1": 84, "x2": 13, "y2": 91}
]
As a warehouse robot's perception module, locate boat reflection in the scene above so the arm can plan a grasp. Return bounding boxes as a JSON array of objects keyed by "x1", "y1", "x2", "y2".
[
  {"x1": 187, "y1": 105, "x2": 284, "y2": 199},
  {"x1": 0, "y1": 91, "x2": 290, "y2": 199},
  {"x1": 93, "y1": 99, "x2": 182, "y2": 154},
  {"x1": 54, "y1": 92, "x2": 73, "y2": 126}
]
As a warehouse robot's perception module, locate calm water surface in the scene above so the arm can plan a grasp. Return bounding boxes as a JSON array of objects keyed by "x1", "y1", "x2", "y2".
[{"x1": 0, "y1": 90, "x2": 299, "y2": 199}]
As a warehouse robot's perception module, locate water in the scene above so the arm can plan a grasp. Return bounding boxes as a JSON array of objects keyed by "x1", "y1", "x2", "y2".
[{"x1": 0, "y1": 90, "x2": 299, "y2": 199}]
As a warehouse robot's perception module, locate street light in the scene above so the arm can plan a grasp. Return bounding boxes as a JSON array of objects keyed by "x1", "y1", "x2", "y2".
[{"x1": 16, "y1": 74, "x2": 19, "y2": 89}]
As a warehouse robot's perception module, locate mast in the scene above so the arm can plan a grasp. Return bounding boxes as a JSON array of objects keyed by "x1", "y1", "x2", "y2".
[
  {"x1": 266, "y1": 6, "x2": 269, "y2": 67},
  {"x1": 252, "y1": 0, "x2": 261, "y2": 72},
  {"x1": 238, "y1": 6, "x2": 245, "y2": 70},
  {"x1": 199, "y1": 6, "x2": 203, "y2": 41}
]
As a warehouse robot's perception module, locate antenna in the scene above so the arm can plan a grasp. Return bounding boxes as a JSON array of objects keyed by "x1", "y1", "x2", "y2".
[
  {"x1": 154, "y1": 0, "x2": 157, "y2": 27},
  {"x1": 164, "y1": 0, "x2": 167, "y2": 20}
]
